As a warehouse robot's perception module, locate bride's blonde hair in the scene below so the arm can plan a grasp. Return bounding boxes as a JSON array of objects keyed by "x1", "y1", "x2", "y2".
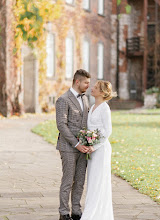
[{"x1": 96, "y1": 80, "x2": 117, "y2": 101}]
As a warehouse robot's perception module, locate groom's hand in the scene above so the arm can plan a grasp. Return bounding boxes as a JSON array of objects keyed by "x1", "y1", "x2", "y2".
[{"x1": 76, "y1": 144, "x2": 89, "y2": 153}]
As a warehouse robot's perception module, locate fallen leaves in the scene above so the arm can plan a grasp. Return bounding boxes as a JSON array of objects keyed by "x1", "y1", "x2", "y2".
[
  {"x1": 110, "y1": 111, "x2": 160, "y2": 204},
  {"x1": 30, "y1": 111, "x2": 160, "y2": 204}
]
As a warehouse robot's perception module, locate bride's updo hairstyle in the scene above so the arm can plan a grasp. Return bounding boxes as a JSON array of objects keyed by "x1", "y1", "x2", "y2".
[{"x1": 97, "y1": 80, "x2": 117, "y2": 101}]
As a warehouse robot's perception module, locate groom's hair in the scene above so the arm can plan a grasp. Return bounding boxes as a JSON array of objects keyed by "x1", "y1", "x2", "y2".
[{"x1": 73, "y1": 69, "x2": 91, "y2": 84}]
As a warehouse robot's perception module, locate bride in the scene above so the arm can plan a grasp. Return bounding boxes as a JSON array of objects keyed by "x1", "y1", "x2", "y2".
[{"x1": 80, "y1": 80, "x2": 117, "y2": 220}]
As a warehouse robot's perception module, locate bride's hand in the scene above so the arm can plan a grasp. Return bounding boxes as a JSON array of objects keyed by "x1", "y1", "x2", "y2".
[{"x1": 88, "y1": 146, "x2": 95, "y2": 154}]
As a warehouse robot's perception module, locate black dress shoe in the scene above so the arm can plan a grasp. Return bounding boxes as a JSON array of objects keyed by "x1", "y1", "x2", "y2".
[
  {"x1": 59, "y1": 214, "x2": 73, "y2": 220},
  {"x1": 71, "y1": 214, "x2": 82, "y2": 220}
]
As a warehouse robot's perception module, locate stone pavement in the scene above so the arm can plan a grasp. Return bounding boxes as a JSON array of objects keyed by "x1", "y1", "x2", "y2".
[{"x1": 0, "y1": 115, "x2": 159, "y2": 220}]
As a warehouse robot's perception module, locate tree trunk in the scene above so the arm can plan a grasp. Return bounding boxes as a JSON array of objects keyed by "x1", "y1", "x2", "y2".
[{"x1": 0, "y1": 0, "x2": 21, "y2": 117}]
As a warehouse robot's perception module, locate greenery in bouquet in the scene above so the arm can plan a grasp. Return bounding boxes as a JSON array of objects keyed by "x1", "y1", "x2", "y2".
[{"x1": 76, "y1": 128, "x2": 102, "y2": 160}]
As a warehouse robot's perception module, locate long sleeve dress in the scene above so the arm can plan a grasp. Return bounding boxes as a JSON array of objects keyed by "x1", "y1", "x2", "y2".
[{"x1": 80, "y1": 102, "x2": 114, "y2": 220}]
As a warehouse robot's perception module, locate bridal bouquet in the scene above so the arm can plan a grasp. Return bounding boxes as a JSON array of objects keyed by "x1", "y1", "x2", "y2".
[{"x1": 76, "y1": 128, "x2": 102, "y2": 160}]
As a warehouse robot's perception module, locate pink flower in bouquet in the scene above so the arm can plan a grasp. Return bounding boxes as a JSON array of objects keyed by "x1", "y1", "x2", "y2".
[
  {"x1": 76, "y1": 128, "x2": 103, "y2": 160},
  {"x1": 87, "y1": 137, "x2": 92, "y2": 144}
]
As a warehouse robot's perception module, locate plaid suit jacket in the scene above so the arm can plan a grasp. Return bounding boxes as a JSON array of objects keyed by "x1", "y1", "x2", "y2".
[{"x1": 56, "y1": 89, "x2": 89, "y2": 152}]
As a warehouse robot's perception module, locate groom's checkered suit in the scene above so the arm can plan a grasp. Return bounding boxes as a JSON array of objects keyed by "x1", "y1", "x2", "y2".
[{"x1": 56, "y1": 89, "x2": 89, "y2": 215}]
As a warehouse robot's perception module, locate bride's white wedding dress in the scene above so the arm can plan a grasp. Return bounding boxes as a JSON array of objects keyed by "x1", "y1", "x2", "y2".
[{"x1": 81, "y1": 102, "x2": 114, "y2": 220}]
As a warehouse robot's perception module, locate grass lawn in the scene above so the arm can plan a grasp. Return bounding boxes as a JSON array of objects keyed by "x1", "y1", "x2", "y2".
[
  {"x1": 32, "y1": 111, "x2": 160, "y2": 204},
  {"x1": 32, "y1": 119, "x2": 59, "y2": 145}
]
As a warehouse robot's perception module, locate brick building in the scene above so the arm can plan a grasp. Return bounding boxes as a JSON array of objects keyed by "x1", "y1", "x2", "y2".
[
  {"x1": 111, "y1": 0, "x2": 160, "y2": 103},
  {"x1": 1, "y1": 0, "x2": 160, "y2": 116},
  {"x1": 0, "y1": 0, "x2": 112, "y2": 116},
  {"x1": 35, "y1": 0, "x2": 112, "y2": 111}
]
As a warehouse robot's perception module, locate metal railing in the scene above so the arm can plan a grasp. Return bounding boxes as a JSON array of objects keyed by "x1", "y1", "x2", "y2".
[{"x1": 126, "y1": 37, "x2": 144, "y2": 56}]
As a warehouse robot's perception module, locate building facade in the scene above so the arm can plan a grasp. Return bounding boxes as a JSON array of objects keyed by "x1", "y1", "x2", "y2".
[
  {"x1": 111, "y1": 0, "x2": 160, "y2": 102},
  {"x1": 0, "y1": 0, "x2": 112, "y2": 116},
  {"x1": 1, "y1": 0, "x2": 160, "y2": 116},
  {"x1": 35, "y1": 0, "x2": 112, "y2": 111}
]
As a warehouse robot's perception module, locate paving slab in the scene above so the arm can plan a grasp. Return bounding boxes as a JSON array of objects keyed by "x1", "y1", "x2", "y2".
[{"x1": 0, "y1": 115, "x2": 159, "y2": 220}]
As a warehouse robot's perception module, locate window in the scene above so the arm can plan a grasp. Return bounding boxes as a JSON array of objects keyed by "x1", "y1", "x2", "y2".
[
  {"x1": 83, "y1": 39, "x2": 90, "y2": 72},
  {"x1": 66, "y1": 0, "x2": 74, "y2": 4},
  {"x1": 98, "y1": 0, "x2": 104, "y2": 15},
  {"x1": 46, "y1": 33, "x2": 55, "y2": 78},
  {"x1": 97, "y1": 42, "x2": 104, "y2": 79},
  {"x1": 66, "y1": 37, "x2": 74, "y2": 79},
  {"x1": 83, "y1": 0, "x2": 90, "y2": 10}
]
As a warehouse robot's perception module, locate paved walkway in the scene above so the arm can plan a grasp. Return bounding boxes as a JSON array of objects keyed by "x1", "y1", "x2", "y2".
[{"x1": 0, "y1": 115, "x2": 159, "y2": 220}]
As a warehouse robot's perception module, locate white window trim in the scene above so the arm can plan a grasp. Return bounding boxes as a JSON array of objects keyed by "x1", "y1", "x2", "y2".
[
  {"x1": 46, "y1": 33, "x2": 55, "y2": 78},
  {"x1": 83, "y1": 38, "x2": 90, "y2": 72},
  {"x1": 66, "y1": 0, "x2": 74, "y2": 5},
  {"x1": 83, "y1": 0, "x2": 90, "y2": 11},
  {"x1": 97, "y1": 42, "x2": 104, "y2": 79},
  {"x1": 98, "y1": 0, "x2": 105, "y2": 16},
  {"x1": 65, "y1": 36, "x2": 74, "y2": 79}
]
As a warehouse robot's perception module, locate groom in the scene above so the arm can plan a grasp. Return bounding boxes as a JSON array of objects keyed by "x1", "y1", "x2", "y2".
[{"x1": 56, "y1": 69, "x2": 91, "y2": 220}]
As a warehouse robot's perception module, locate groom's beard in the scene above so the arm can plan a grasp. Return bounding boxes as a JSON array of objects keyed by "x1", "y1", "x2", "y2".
[
  {"x1": 81, "y1": 90, "x2": 86, "y2": 93},
  {"x1": 79, "y1": 87, "x2": 89, "y2": 94}
]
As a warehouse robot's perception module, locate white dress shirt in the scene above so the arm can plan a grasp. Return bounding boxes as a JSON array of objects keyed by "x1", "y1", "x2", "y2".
[
  {"x1": 70, "y1": 87, "x2": 84, "y2": 111},
  {"x1": 70, "y1": 87, "x2": 84, "y2": 148}
]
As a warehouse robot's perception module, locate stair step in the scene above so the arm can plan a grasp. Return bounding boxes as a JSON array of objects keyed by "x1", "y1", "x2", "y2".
[{"x1": 109, "y1": 99, "x2": 143, "y2": 110}]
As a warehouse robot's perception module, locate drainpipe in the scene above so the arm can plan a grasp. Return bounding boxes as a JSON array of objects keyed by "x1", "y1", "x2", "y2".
[
  {"x1": 143, "y1": 0, "x2": 148, "y2": 91},
  {"x1": 155, "y1": 1, "x2": 158, "y2": 87},
  {"x1": 116, "y1": 3, "x2": 120, "y2": 95}
]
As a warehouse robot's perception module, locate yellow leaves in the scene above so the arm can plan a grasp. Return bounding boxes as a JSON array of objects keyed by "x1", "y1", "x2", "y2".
[
  {"x1": 0, "y1": 113, "x2": 5, "y2": 120},
  {"x1": 136, "y1": 167, "x2": 144, "y2": 171},
  {"x1": 110, "y1": 139, "x2": 119, "y2": 144},
  {"x1": 13, "y1": 0, "x2": 64, "y2": 109},
  {"x1": 13, "y1": 0, "x2": 63, "y2": 57},
  {"x1": 38, "y1": 0, "x2": 63, "y2": 21},
  {"x1": 52, "y1": 1, "x2": 63, "y2": 19},
  {"x1": 13, "y1": 0, "x2": 85, "y2": 110}
]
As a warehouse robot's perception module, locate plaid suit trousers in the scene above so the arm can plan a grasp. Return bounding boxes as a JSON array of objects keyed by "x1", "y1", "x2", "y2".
[{"x1": 59, "y1": 151, "x2": 87, "y2": 215}]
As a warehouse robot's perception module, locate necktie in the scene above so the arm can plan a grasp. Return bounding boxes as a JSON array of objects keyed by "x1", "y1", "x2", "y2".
[{"x1": 77, "y1": 93, "x2": 85, "y2": 98}]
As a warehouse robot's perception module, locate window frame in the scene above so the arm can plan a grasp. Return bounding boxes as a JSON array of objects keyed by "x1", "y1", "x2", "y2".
[
  {"x1": 98, "y1": 0, "x2": 105, "y2": 16},
  {"x1": 83, "y1": 0, "x2": 91, "y2": 12},
  {"x1": 82, "y1": 38, "x2": 90, "y2": 72},
  {"x1": 65, "y1": 0, "x2": 75, "y2": 6},
  {"x1": 65, "y1": 36, "x2": 74, "y2": 80},
  {"x1": 97, "y1": 42, "x2": 104, "y2": 80},
  {"x1": 46, "y1": 32, "x2": 55, "y2": 79}
]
